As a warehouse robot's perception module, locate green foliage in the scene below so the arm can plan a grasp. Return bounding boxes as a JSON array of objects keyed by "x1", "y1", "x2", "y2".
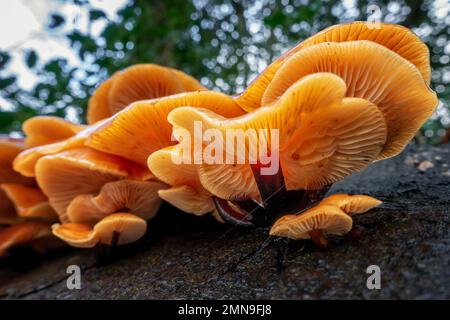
[{"x1": 0, "y1": 0, "x2": 448, "y2": 143}]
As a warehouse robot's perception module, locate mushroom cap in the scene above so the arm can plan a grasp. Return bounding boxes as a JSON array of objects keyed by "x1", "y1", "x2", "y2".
[
  {"x1": 0, "y1": 190, "x2": 15, "y2": 224},
  {"x1": 86, "y1": 91, "x2": 245, "y2": 166},
  {"x1": 320, "y1": 194, "x2": 382, "y2": 215},
  {"x1": 13, "y1": 119, "x2": 107, "y2": 177},
  {"x1": 262, "y1": 41, "x2": 437, "y2": 160},
  {"x1": 236, "y1": 21, "x2": 431, "y2": 111},
  {"x1": 169, "y1": 73, "x2": 387, "y2": 199},
  {"x1": 35, "y1": 147, "x2": 151, "y2": 223},
  {"x1": 0, "y1": 136, "x2": 34, "y2": 185},
  {"x1": 87, "y1": 64, "x2": 206, "y2": 124},
  {"x1": 66, "y1": 179, "x2": 166, "y2": 223},
  {"x1": 0, "y1": 221, "x2": 52, "y2": 256},
  {"x1": 148, "y1": 146, "x2": 214, "y2": 215},
  {"x1": 0, "y1": 183, "x2": 57, "y2": 221},
  {"x1": 52, "y1": 213, "x2": 147, "y2": 248},
  {"x1": 269, "y1": 205, "x2": 353, "y2": 240},
  {"x1": 22, "y1": 116, "x2": 85, "y2": 148}
]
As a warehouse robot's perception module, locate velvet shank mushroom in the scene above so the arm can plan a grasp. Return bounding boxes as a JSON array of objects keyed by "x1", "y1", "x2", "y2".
[
  {"x1": 87, "y1": 64, "x2": 206, "y2": 124},
  {"x1": 236, "y1": 21, "x2": 431, "y2": 112}
]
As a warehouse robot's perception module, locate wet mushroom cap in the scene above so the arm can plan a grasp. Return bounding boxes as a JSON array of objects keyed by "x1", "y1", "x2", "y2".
[
  {"x1": 262, "y1": 41, "x2": 438, "y2": 160},
  {"x1": 22, "y1": 116, "x2": 85, "y2": 148},
  {"x1": 269, "y1": 205, "x2": 353, "y2": 240},
  {"x1": 86, "y1": 64, "x2": 207, "y2": 124},
  {"x1": 35, "y1": 147, "x2": 151, "y2": 223},
  {"x1": 236, "y1": 21, "x2": 431, "y2": 111},
  {"x1": 320, "y1": 194, "x2": 382, "y2": 215},
  {"x1": 168, "y1": 73, "x2": 387, "y2": 199},
  {"x1": 86, "y1": 91, "x2": 245, "y2": 166},
  {"x1": 51, "y1": 223, "x2": 98, "y2": 248},
  {"x1": 0, "y1": 137, "x2": 34, "y2": 185}
]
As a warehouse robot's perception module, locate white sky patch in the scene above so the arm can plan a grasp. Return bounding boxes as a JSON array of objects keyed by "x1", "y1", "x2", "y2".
[{"x1": 0, "y1": 0, "x2": 127, "y2": 90}]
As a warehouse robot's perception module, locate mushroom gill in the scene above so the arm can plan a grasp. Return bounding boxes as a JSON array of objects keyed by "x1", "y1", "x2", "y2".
[
  {"x1": 236, "y1": 21, "x2": 431, "y2": 111},
  {"x1": 269, "y1": 205, "x2": 353, "y2": 247},
  {"x1": 168, "y1": 73, "x2": 387, "y2": 201},
  {"x1": 87, "y1": 64, "x2": 206, "y2": 124},
  {"x1": 0, "y1": 221, "x2": 53, "y2": 257},
  {"x1": 86, "y1": 91, "x2": 245, "y2": 166},
  {"x1": 261, "y1": 41, "x2": 438, "y2": 159}
]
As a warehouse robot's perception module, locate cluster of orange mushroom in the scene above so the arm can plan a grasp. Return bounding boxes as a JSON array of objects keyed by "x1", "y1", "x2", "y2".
[{"x1": 0, "y1": 22, "x2": 438, "y2": 256}]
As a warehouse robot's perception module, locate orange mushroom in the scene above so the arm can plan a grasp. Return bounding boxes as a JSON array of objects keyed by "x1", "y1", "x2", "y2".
[
  {"x1": 13, "y1": 119, "x2": 106, "y2": 177},
  {"x1": 35, "y1": 147, "x2": 152, "y2": 223},
  {"x1": 148, "y1": 146, "x2": 214, "y2": 215},
  {"x1": 0, "y1": 183, "x2": 57, "y2": 221},
  {"x1": 236, "y1": 21, "x2": 431, "y2": 111},
  {"x1": 86, "y1": 91, "x2": 245, "y2": 166},
  {"x1": 22, "y1": 116, "x2": 85, "y2": 148},
  {"x1": 169, "y1": 73, "x2": 387, "y2": 200},
  {"x1": 261, "y1": 41, "x2": 437, "y2": 159},
  {"x1": 320, "y1": 194, "x2": 382, "y2": 215},
  {"x1": 0, "y1": 221, "x2": 53, "y2": 256},
  {"x1": 269, "y1": 205, "x2": 353, "y2": 247},
  {"x1": 87, "y1": 64, "x2": 206, "y2": 124}
]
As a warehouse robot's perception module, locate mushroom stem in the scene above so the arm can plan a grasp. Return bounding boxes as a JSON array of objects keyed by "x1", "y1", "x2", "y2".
[{"x1": 308, "y1": 230, "x2": 329, "y2": 248}]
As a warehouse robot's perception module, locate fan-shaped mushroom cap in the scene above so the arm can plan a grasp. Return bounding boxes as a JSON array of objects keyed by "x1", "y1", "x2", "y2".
[
  {"x1": 0, "y1": 136, "x2": 34, "y2": 185},
  {"x1": 52, "y1": 213, "x2": 147, "y2": 248},
  {"x1": 269, "y1": 205, "x2": 353, "y2": 240},
  {"x1": 169, "y1": 73, "x2": 387, "y2": 199},
  {"x1": 86, "y1": 91, "x2": 245, "y2": 166},
  {"x1": 262, "y1": 41, "x2": 437, "y2": 160},
  {"x1": 0, "y1": 183, "x2": 57, "y2": 221},
  {"x1": 0, "y1": 221, "x2": 52, "y2": 256},
  {"x1": 13, "y1": 119, "x2": 106, "y2": 177},
  {"x1": 148, "y1": 146, "x2": 214, "y2": 215},
  {"x1": 35, "y1": 147, "x2": 151, "y2": 223},
  {"x1": 22, "y1": 116, "x2": 85, "y2": 148},
  {"x1": 320, "y1": 194, "x2": 382, "y2": 215},
  {"x1": 236, "y1": 21, "x2": 431, "y2": 111},
  {"x1": 87, "y1": 64, "x2": 206, "y2": 124},
  {"x1": 66, "y1": 179, "x2": 166, "y2": 223}
]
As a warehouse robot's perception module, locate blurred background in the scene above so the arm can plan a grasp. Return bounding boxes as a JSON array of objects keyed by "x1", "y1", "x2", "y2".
[{"x1": 0, "y1": 0, "x2": 448, "y2": 144}]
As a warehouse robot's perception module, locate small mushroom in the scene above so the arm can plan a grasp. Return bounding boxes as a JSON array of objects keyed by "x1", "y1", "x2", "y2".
[
  {"x1": 148, "y1": 146, "x2": 214, "y2": 215},
  {"x1": 236, "y1": 21, "x2": 431, "y2": 111},
  {"x1": 0, "y1": 183, "x2": 57, "y2": 221},
  {"x1": 269, "y1": 205, "x2": 353, "y2": 247},
  {"x1": 261, "y1": 40, "x2": 438, "y2": 159},
  {"x1": 87, "y1": 64, "x2": 206, "y2": 124},
  {"x1": 0, "y1": 136, "x2": 34, "y2": 185},
  {"x1": 320, "y1": 194, "x2": 382, "y2": 215},
  {"x1": 87, "y1": 91, "x2": 244, "y2": 166},
  {"x1": 0, "y1": 221, "x2": 53, "y2": 257},
  {"x1": 52, "y1": 213, "x2": 147, "y2": 248},
  {"x1": 22, "y1": 116, "x2": 85, "y2": 148},
  {"x1": 35, "y1": 147, "x2": 151, "y2": 223}
]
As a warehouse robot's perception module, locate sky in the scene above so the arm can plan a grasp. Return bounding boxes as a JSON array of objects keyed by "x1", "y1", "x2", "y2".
[{"x1": 0, "y1": 0, "x2": 127, "y2": 89}]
